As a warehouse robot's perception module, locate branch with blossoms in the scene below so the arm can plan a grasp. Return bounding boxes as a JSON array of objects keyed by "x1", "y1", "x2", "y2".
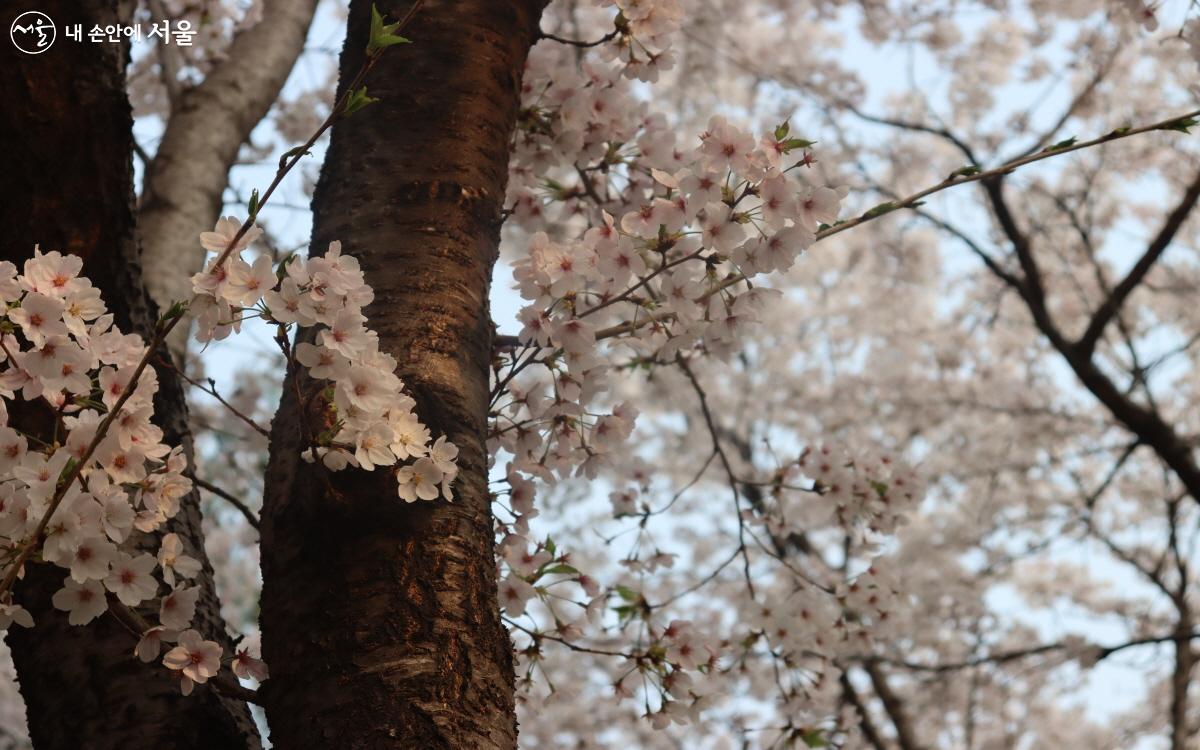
[
  {"x1": 495, "y1": 0, "x2": 1200, "y2": 742},
  {"x1": 551, "y1": 108, "x2": 1200, "y2": 349},
  {"x1": 860, "y1": 628, "x2": 1200, "y2": 675},
  {"x1": 105, "y1": 594, "x2": 263, "y2": 702},
  {"x1": 478, "y1": 0, "x2": 1200, "y2": 733},
  {"x1": 490, "y1": 1, "x2": 928, "y2": 733},
  {"x1": 485, "y1": 110, "x2": 1200, "y2": 729},
  {"x1": 0, "y1": 2, "x2": 451, "y2": 700},
  {"x1": 0, "y1": 255, "x2": 272, "y2": 695}
]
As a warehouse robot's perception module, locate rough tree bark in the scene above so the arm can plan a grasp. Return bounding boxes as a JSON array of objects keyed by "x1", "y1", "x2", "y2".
[
  {"x1": 138, "y1": 0, "x2": 319, "y2": 362},
  {"x1": 0, "y1": 2, "x2": 258, "y2": 747},
  {"x1": 259, "y1": 0, "x2": 545, "y2": 747}
]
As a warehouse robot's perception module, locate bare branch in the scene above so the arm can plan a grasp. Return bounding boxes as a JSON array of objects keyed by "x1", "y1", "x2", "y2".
[
  {"x1": 1076, "y1": 168, "x2": 1200, "y2": 358},
  {"x1": 538, "y1": 28, "x2": 618, "y2": 48},
  {"x1": 188, "y1": 472, "x2": 261, "y2": 530},
  {"x1": 146, "y1": 0, "x2": 184, "y2": 110},
  {"x1": 839, "y1": 670, "x2": 889, "y2": 750},
  {"x1": 863, "y1": 661, "x2": 924, "y2": 750},
  {"x1": 976, "y1": 166, "x2": 1200, "y2": 506},
  {"x1": 817, "y1": 108, "x2": 1200, "y2": 245}
]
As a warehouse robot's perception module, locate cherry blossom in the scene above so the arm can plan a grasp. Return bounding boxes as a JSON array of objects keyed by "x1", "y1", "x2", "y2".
[
  {"x1": 232, "y1": 647, "x2": 269, "y2": 683},
  {"x1": 159, "y1": 586, "x2": 200, "y2": 631},
  {"x1": 51, "y1": 579, "x2": 107, "y2": 626},
  {"x1": 104, "y1": 553, "x2": 160, "y2": 607},
  {"x1": 162, "y1": 629, "x2": 222, "y2": 696}
]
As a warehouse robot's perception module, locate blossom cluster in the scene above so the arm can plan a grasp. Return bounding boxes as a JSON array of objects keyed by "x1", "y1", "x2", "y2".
[
  {"x1": 793, "y1": 444, "x2": 922, "y2": 538},
  {"x1": 0, "y1": 249, "x2": 266, "y2": 693},
  {"x1": 190, "y1": 222, "x2": 458, "y2": 502},
  {"x1": 486, "y1": 0, "x2": 926, "y2": 733},
  {"x1": 498, "y1": 527, "x2": 729, "y2": 729},
  {"x1": 497, "y1": 11, "x2": 848, "y2": 491},
  {"x1": 1111, "y1": 0, "x2": 1200, "y2": 68},
  {"x1": 0, "y1": 219, "x2": 448, "y2": 696},
  {"x1": 495, "y1": 108, "x2": 843, "y2": 497}
]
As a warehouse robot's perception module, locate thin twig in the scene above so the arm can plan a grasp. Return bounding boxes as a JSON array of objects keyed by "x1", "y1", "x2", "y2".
[
  {"x1": 187, "y1": 472, "x2": 260, "y2": 530},
  {"x1": 590, "y1": 108, "x2": 1200, "y2": 344},
  {"x1": 538, "y1": 28, "x2": 618, "y2": 48},
  {"x1": 166, "y1": 360, "x2": 270, "y2": 438}
]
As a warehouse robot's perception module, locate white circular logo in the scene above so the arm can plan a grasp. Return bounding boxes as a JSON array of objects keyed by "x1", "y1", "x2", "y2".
[{"x1": 10, "y1": 11, "x2": 56, "y2": 54}]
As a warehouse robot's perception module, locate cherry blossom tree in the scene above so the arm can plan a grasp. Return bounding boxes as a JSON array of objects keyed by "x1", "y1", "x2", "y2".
[{"x1": 1, "y1": 0, "x2": 1199, "y2": 748}]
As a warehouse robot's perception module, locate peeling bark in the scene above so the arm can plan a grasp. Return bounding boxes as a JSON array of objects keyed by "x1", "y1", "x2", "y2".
[
  {"x1": 138, "y1": 0, "x2": 319, "y2": 362},
  {"x1": 259, "y1": 1, "x2": 544, "y2": 747},
  {"x1": 0, "y1": 2, "x2": 258, "y2": 746}
]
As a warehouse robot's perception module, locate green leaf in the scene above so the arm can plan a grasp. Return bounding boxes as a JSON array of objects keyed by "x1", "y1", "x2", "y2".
[
  {"x1": 343, "y1": 86, "x2": 379, "y2": 117},
  {"x1": 542, "y1": 178, "x2": 573, "y2": 201},
  {"x1": 541, "y1": 564, "x2": 579, "y2": 576},
  {"x1": 544, "y1": 536, "x2": 556, "y2": 556},
  {"x1": 367, "y1": 3, "x2": 411, "y2": 56},
  {"x1": 57, "y1": 458, "x2": 78, "y2": 486},
  {"x1": 278, "y1": 146, "x2": 313, "y2": 171},
  {"x1": 773, "y1": 120, "x2": 790, "y2": 141},
  {"x1": 782, "y1": 137, "x2": 816, "y2": 152},
  {"x1": 799, "y1": 728, "x2": 828, "y2": 748},
  {"x1": 1159, "y1": 117, "x2": 1198, "y2": 134},
  {"x1": 948, "y1": 165, "x2": 981, "y2": 180},
  {"x1": 158, "y1": 300, "x2": 189, "y2": 327},
  {"x1": 274, "y1": 252, "x2": 300, "y2": 281},
  {"x1": 1041, "y1": 136, "x2": 1077, "y2": 153},
  {"x1": 862, "y1": 201, "x2": 898, "y2": 219},
  {"x1": 615, "y1": 584, "x2": 639, "y2": 601},
  {"x1": 247, "y1": 188, "x2": 261, "y2": 222},
  {"x1": 73, "y1": 397, "x2": 107, "y2": 412}
]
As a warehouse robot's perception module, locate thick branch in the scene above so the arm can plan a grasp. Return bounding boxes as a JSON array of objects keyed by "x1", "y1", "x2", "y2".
[
  {"x1": 863, "y1": 661, "x2": 924, "y2": 750},
  {"x1": 839, "y1": 670, "x2": 889, "y2": 750},
  {"x1": 978, "y1": 174, "x2": 1200, "y2": 505},
  {"x1": 0, "y1": 1, "x2": 258, "y2": 744},
  {"x1": 1076, "y1": 168, "x2": 1200, "y2": 358},
  {"x1": 188, "y1": 473, "x2": 261, "y2": 530}
]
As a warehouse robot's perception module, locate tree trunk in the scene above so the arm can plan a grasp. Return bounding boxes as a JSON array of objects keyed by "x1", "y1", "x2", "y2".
[
  {"x1": 0, "y1": 2, "x2": 258, "y2": 747},
  {"x1": 258, "y1": 1, "x2": 543, "y2": 747}
]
